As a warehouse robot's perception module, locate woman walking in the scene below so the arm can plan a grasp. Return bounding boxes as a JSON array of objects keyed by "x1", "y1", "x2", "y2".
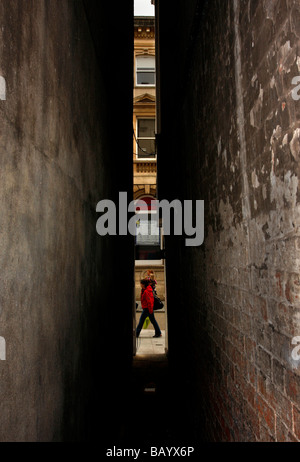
[{"x1": 136, "y1": 278, "x2": 162, "y2": 338}]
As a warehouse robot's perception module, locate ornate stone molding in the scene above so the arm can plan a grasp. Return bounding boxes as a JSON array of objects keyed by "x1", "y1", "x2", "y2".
[
  {"x1": 133, "y1": 185, "x2": 157, "y2": 199},
  {"x1": 134, "y1": 17, "x2": 155, "y2": 39},
  {"x1": 134, "y1": 93, "x2": 156, "y2": 104},
  {"x1": 134, "y1": 160, "x2": 157, "y2": 174},
  {"x1": 135, "y1": 49, "x2": 155, "y2": 57}
]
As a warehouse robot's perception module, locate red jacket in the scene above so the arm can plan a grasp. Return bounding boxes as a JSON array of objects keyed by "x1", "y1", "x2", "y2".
[{"x1": 141, "y1": 285, "x2": 154, "y2": 314}]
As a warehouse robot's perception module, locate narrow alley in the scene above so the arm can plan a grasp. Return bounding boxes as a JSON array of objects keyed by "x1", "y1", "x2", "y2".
[{"x1": 0, "y1": 0, "x2": 300, "y2": 448}]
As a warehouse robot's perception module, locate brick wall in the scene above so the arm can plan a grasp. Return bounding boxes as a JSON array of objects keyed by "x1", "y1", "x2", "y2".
[{"x1": 158, "y1": 0, "x2": 300, "y2": 442}]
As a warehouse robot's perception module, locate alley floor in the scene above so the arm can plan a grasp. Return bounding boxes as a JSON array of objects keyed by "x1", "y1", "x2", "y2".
[
  {"x1": 107, "y1": 331, "x2": 200, "y2": 454},
  {"x1": 136, "y1": 329, "x2": 166, "y2": 356}
]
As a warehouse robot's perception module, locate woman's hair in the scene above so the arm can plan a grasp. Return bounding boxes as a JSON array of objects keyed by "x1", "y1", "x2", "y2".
[
  {"x1": 147, "y1": 270, "x2": 155, "y2": 280},
  {"x1": 141, "y1": 278, "x2": 150, "y2": 287}
]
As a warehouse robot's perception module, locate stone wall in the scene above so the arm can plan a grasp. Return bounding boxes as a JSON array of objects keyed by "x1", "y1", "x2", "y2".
[
  {"x1": 158, "y1": 0, "x2": 300, "y2": 442},
  {"x1": 0, "y1": 0, "x2": 133, "y2": 441}
]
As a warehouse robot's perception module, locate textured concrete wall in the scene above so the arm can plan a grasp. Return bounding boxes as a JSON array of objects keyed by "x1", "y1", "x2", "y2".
[
  {"x1": 158, "y1": 0, "x2": 300, "y2": 442},
  {"x1": 0, "y1": 0, "x2": 133, "y2": 441}
]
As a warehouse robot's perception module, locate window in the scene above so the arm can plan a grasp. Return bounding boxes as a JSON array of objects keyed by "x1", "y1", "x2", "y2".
[
  {"x1": 136, "y1": 56, "x2": 155, "y2": 86},
  {"x1": 137, "y1": 118, "x2": 156, "y2": 158},
  {"x1": 135, "y1": 197, "x2": 161, "y2": 261}
]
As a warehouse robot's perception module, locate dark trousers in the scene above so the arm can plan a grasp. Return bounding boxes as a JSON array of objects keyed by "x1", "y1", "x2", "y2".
[{"x1": 136, "y1": 308, "x2": 161, "y2": 338}]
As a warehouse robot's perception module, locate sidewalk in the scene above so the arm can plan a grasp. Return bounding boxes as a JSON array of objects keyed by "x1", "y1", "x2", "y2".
[{"x1": 136, "y1": 329, "x2": 166, "y2": 355}]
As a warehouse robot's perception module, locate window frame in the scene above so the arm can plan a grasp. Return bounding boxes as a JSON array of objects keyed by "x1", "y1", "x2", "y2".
[
  {"x1": 136, "y1": 117, "x2": 156, "y2": 160},
  {"x1": 134, "y1": 196, "x2": 162, "y2": 263},
  {"x1": 135, "y1": 55, "x2": 156, "y2": 87}
]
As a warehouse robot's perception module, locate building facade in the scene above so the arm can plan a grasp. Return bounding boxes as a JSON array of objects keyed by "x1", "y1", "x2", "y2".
[{"x1": 133, "y1": 16, "x2": 167, "y2": 339}]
